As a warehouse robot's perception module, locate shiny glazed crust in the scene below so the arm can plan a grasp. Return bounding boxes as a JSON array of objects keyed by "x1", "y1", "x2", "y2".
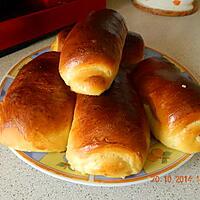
[
  {"x1": 132, "y1": 58, "x2": 200, "y2": 153},
  {"x1": 51, "y1": 27, "x2": 72, "y2": 52},
  {"x1": 59, "y1": 9, "x2": 128, "y2": 96},
  {"x1": 66, "y1": 70, "x2": 150, "y2": 178},
  {"x1": 121, "y1": 32, "x2": 144, "y2": 67},
  {"x1": 0, "y1": 52, "x2": 75, "y2": 152}
]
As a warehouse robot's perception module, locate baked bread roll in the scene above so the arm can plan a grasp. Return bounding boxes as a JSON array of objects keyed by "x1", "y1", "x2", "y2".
[
  {"x1": 66, "y1": 30, "x2": 147, "y2": 177},
  {"x1": 51, "y1": 27, "x2": 71, "y2": 52},
  {"x1": 52, "y1": 30, "x2": 144, "y2": 64},
  {"x1": 121, "y1": 32, "x2": 144, "y2": 67},
  {"x1": 66, "y1": 69, "x2": 150, "y2": 177},
  {"x1": 59, "y1": 9, "x2": 128, "y2": 96},
  {"x1": 0, "y1": 52, "x2": 75, "y2": 152},
  {"x1": 132, "y1": 57, "x2": 200, "y2": 153}
]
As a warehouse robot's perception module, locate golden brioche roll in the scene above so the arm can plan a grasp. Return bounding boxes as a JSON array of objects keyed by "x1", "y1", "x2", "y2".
[
  {"x1": 121, "y1": 32, "x2": 144, "y2": 67},
  {"x1": 66, "y1": 30, "x2": 149, "y2": 177},
  {"x1": 0, "y1": 52, "x2": 75, "y2": 152},
  {"x1": 132, "y1": 57, "x2": 200, "y2": 153},
  {"x1": 51, "y1": 27, "x2": 72, "y2": 52},
  {"x1": 52, "y1": 30, "x2": 144, "y2": 63},
  {"x1": 66, "y1": 69, "x2": 150, "y2": 178},
  {"x1": 59, "y1": 9, "x2": 128, "y2": 96}
]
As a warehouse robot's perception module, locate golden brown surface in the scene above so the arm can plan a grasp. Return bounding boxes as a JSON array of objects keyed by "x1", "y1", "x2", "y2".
[
  {"x1": 66, "y1": 69, "x2": 150, "y2": 177},
  {"x1": 0, "y1": 52, "x2": 75, "y2": 152},
  {"x1": 59, "y1": 9, "x2": 128, "y2": 95},
  {"x1": 51, "y1": 27, "x2": 72, "y2": 52},
  {"x1": 131, "y1": 57, "x2": 200, "y2": 153},
  {"x1": 121, "y1": 32, "x2": 144, "y2": 67}
]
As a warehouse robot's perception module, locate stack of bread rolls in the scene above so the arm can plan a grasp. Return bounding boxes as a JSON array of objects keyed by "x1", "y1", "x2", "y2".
[{"x1": 0, "y1": 9, "x2": 199, "y2": 178}]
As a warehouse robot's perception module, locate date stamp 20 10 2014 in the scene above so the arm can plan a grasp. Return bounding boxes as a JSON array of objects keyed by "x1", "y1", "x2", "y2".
[{"x1": 150, "y1": 175, "x2": 200, "y2": 184}]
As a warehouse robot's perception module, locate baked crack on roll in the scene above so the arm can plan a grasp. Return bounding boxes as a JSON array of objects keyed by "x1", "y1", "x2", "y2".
[
  {"x1": 59, "y1": 9, "x2": 128, "y2": 96},
  {"x1": 132, "y1": 57, "x2": 200, "y2": 153},
  {"x1": 0, "y1": 52, "x2": 75, "y2": 152}
]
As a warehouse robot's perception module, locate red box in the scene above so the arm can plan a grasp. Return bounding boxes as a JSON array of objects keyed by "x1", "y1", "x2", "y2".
[{"x1": 0, "y1": 0, "x2": 106, "y2": 52}]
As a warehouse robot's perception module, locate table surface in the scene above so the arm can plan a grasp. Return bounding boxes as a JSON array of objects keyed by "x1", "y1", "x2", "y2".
[{"x1": 0, "y1": 1, "x2": 200, "y2": 199}]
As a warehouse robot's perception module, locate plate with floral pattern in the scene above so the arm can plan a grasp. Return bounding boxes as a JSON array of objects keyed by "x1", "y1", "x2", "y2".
[{"x1": 0, "y1": 46, "x2": 196, "y2": 186}]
